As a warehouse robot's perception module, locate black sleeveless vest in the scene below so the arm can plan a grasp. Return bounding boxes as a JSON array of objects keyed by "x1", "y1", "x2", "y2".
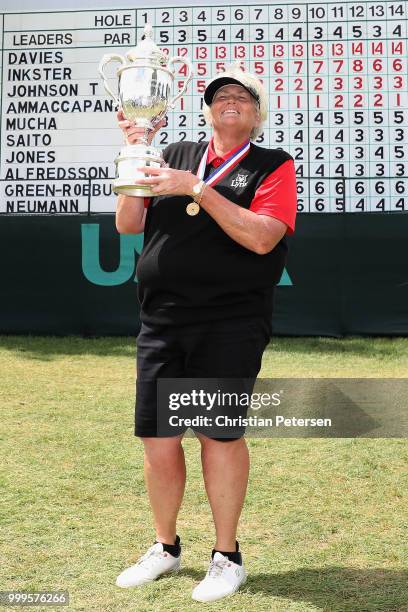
[{"x1": 136, "y1": 141, "x2": 292, "y2": 326}]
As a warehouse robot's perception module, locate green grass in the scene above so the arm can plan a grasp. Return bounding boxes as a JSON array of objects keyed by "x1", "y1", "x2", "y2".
[{"x1": 1, "y1": 336, "x2": 407, "y2": 612}]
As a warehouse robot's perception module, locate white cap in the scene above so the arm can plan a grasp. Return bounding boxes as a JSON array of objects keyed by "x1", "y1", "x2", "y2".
[{"x1": 203, "y1": 64, "x2": 267, "y2": 140}]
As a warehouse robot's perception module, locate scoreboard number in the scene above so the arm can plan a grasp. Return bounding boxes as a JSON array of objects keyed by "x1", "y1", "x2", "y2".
[{"x1": 0, "y1": 1, "x2": 407, "y2": 214}]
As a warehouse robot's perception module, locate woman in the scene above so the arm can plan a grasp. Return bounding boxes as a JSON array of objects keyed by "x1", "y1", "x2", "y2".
[{"x1": 115, "y1": 65, "x2": 297, "y2": 603}]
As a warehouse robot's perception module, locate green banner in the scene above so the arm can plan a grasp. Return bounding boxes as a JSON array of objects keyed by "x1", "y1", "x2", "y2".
[{"x1": 0, "y1": 214, "x2": 407, "y2": 336}]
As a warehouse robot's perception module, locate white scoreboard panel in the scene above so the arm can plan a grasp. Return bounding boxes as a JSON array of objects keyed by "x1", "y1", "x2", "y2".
[{"x1": 0, "y1": 0, "x2": 407, "y2": 215}]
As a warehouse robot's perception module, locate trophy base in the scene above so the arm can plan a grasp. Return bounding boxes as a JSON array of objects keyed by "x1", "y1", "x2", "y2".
[
  {"x1": 113, "y1": 144, "x2": 163, "y2": 198},
  {"x1": 113, "y1": 180, "x2": 156, "y2": 198}
]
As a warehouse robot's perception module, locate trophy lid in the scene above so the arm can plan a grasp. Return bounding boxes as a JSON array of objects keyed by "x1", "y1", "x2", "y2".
[{"x1": 126, "y1": 24, "x2": 168, "y2": 66}]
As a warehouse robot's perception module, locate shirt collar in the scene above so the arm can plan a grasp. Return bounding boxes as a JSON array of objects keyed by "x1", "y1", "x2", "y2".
[{"x1": 207, "y1": 137, "x2": 249, "y2": 166}]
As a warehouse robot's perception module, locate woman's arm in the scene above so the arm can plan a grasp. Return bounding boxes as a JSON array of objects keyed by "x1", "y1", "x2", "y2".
[
  {"x1": 137, "y1": 166, "x2": 289, "y2": 254},
  {"x1": 116, "y1": 194, "x2": 146, "y2": 234}
]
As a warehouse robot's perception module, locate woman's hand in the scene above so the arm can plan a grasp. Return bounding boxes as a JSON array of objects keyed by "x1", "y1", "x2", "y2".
[
  {"x1": 116, "y1": 108, "x2": 166, "y2": 145},
  {"x1": 137, "y1": 166, "x2": 198, "y2": 196}
]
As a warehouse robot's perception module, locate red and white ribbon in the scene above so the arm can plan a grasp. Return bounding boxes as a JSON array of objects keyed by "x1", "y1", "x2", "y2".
[{"x1": 196, "y1": 140, "x2": 251, "y2": 187}]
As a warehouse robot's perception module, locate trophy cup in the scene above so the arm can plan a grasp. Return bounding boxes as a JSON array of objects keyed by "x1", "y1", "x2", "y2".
[{"x1": 98, "y1": 24, "x2": 193, "y2": 196}]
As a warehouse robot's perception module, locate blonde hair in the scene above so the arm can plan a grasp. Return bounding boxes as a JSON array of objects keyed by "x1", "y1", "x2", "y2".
[{"x1": 203, "y1": 64, "x2": 268, "y2": 141}]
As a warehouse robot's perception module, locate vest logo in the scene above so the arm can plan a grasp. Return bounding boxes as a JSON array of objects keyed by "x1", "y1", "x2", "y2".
[{"x1": 231, "y1": 173, "x2": 249, "y2": 188}]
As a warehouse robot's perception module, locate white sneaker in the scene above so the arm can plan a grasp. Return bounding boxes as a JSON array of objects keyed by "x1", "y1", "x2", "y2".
[
  {"x1": 192, "y1": 552, "x2": 247, "y2": 602},
  {"x1": 116, "y1": 542, "x2": 181, "y2": 588}
]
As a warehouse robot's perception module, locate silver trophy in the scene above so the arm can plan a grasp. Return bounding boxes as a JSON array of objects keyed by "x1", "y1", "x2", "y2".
[{"x1": 98, "y1": 24, "x2": 193, "y2": 196}]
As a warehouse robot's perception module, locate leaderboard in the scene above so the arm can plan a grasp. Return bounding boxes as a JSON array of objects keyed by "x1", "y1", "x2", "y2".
[{"x1": 0, "y1": 1, "x2": 407, "y2": 215}]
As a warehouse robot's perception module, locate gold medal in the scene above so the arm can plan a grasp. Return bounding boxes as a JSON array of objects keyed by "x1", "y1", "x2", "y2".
[{"x1": 186, "y1": 202, "x2": 200, "y2": 216}]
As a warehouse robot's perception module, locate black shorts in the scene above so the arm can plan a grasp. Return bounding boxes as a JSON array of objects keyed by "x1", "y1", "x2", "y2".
[{"x1": 135, "y1": 316, "x2": 270, "y2": 440}]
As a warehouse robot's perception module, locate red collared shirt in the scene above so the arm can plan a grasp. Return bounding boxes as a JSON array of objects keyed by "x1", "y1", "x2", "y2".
[{"x1": 207, "y1": 137, "x2": 297, "y2": 235}]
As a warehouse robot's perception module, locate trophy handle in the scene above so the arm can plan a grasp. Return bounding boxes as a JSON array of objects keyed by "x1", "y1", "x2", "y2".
[
  {"x1": 98, "y1": 54, "x2": 127, "y2": 107},
  {"x1": 167, "y1": 56, "x2": 194, "y2": 109}
]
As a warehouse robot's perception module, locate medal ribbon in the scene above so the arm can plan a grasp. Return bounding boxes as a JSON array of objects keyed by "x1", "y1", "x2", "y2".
[{"x1": 196, "y1": 140, "x2": 251, "y2": 187}]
